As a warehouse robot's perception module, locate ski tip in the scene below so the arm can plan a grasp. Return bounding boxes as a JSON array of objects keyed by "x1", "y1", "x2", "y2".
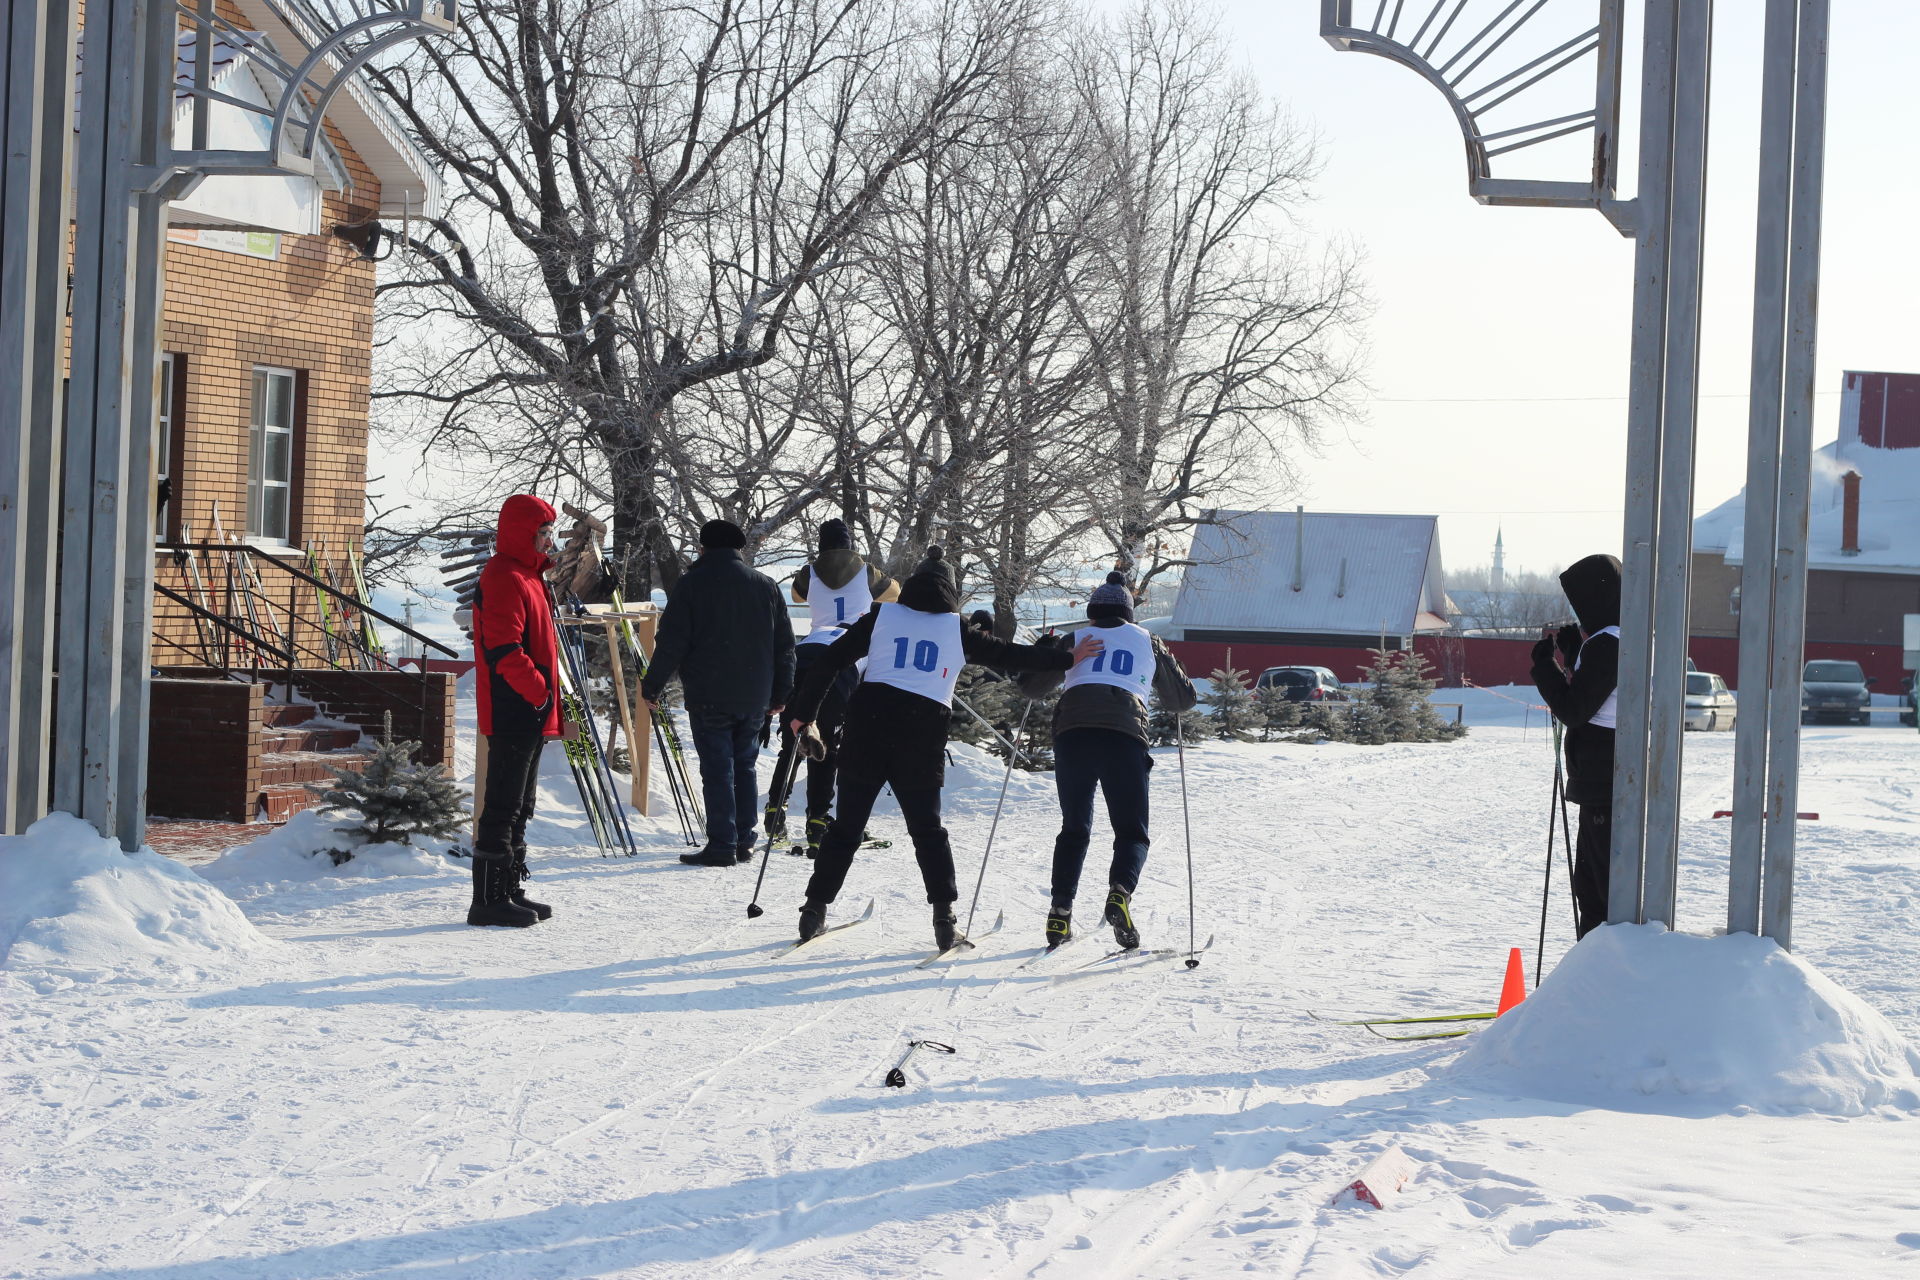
[{"x1": 857, "y1": 898, "x2": 876, "y2": 922}]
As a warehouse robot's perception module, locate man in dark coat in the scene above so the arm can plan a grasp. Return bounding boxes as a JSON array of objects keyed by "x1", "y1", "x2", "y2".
[
  {"x1": 1531, "y1": 552, "x2": 1621, "y2": 939},
  {"x1": 785, "y1": 546, "x2": 1098, "y2": 949},
  {"x1": 640, "y1": 519, "x2": 796, "y2": 867},
  {"x1": 470, "y1": 494, "x2": 564, "y2": 927}
]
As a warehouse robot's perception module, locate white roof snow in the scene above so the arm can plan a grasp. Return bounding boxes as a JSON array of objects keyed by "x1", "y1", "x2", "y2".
[
  {"x1": 1693, "y1": 438, "x2": 1920, "y2": 577},
  {"x1": 1171, "y1": 510, "x2": 1450, "y2": 638}
]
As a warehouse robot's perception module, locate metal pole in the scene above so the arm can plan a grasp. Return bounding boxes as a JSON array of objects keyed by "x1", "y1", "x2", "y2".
[
  {"x1": 1728, "y1": 0, "x2": 1800, "y2": 936},
  {"x1": 1640, "y1": 0, "x2": 1714, "y2": 928},
  {"x1": 1610, "y1": 0, "x2": 1678, "y2": 926},
  {"x1": 1761, "y1": 0, "x2": 1830, "y2": 950}
]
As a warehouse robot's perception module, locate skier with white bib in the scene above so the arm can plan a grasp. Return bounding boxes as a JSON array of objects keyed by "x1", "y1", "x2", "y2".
[
  {"x1": 784, "y1": 546, "x2": 1099, "y2": 948},
  {"x1": 1018, "y1": 571, "x2": 1196, "y2": 950},
  {"x1": 785, "y1": 519, "x2": 898, "y2": 854},
  {"x1": 1531, "y1": 553, "x2": 1621, "y2": 939}
]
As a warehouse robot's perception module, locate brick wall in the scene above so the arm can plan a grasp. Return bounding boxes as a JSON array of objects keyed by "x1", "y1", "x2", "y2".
[
  {"x1": 282, "y1": 670, "x2": 457, "y2": 766},
  {"x1": 147, "y1": 678, "x2": 263, "y2": 822}
]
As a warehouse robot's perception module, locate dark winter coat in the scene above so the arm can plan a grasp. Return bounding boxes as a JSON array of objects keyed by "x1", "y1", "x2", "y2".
[
  {"x1": 1532, "y1": 553, "x2": 1620, "y2": 807},
  {"x1": 788, "y1": 605, "x2": 1071, "y2": 791},
  {"x1": 474, "y1": 495, "x2": 562, "y2": 739},
  {"x1": 641, "y1": 548, "x2": 796, "y2": 720},
  {"x1": 1016, "y1": 619, "x2": 1197, "y2": 743}
]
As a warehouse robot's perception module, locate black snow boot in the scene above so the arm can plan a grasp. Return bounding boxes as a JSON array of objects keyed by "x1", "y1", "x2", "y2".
[
  {"x1": 1045, "y1": 908, "x2": 1072, "y2": 950},
  {"x1": 798, "y1": 900, "x2": 827, "y2": 943},
  {"x1": 510, "y1": 849, "x2": 552, "y2": 921},
  {"x1": 679, "y1": 843, "x2": 737, "y2": 867},
  {"x1": 467, "y1": 859, "x2": 538, "y2": 927},
  {"x1": 1104, "y1": 887, "x2": 1140, "y2": 951},
  {"x1": 933, "y1": 905, "x2": 961, "y2": 952},
  {"x1": 735, "y1": 840, "x2": 756, "y2": 864}
]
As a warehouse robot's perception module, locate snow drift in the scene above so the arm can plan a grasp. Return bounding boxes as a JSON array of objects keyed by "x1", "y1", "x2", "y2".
[
  {"x1": 1451, "y1": 924, "x2": 1920, "y2": 1116},
  {"x1": 198, "y1": 809, "x2": 460, "y2": 893},
  {"x1": 0, "y1": 812, "x2": 269, "y2": 983}
]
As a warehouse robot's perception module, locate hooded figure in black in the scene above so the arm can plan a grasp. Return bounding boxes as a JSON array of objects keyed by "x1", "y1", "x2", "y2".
[
  {"x1": 1532, "y1": 552, "x2": 1621, "y2": 938},
  {"x1": 785, "y1": 546, "x2": 1097, "y2": 949}
]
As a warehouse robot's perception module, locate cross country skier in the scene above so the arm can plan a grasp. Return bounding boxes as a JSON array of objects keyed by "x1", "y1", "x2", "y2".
[
  {"x1": 1531, "y1": 553, "x2": 1621, "y2": 939},
  {"x1": 784, "y1": 546, "x2": 1100, "y2": 948},
  {"x1": 469, "y1": 494, "x2": 566, "y2": 928},
  {"x1": 787, "y1": 519, "x2": 899, "y2": 855},
  {"x1": 1017, "y1": 572, "x2": 1196, "y2": 950}
]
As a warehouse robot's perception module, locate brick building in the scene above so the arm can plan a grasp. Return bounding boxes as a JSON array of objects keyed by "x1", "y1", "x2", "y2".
[{"x1": 129, "y1": 1, "x2": 456, "y2": 823}]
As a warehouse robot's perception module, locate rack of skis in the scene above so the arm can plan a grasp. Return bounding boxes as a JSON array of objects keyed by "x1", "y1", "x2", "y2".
[{"x1": 439, "y1": 528, "x2": 703, "y2": 858}]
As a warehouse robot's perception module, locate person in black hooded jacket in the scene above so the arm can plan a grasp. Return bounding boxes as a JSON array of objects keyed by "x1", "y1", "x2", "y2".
[
  {"x1": 785, "y1": 546, "x2": 1098, "y2": 949},
  {"x1": 1532, "y1": 553, "x2": 1621, "y2": 939}
]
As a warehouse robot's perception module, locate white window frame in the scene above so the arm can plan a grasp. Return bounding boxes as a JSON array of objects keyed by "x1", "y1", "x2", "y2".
[
  {"x1": 154, "y1": 353, "x2": 177, "y2": 541},
  {"x1": 248, "y1": 365, "x2": 298, "y2": 545}
]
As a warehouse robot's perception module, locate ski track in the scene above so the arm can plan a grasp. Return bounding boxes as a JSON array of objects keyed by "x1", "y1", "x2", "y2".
[{"x1": 6, "y1": 725, "x2": 1920, "y2": 1278}]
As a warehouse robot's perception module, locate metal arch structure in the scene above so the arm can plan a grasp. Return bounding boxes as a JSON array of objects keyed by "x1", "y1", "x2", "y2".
[
  {"x1": 0, "y1": 0, "x2": 454, "y2": 846},
  {"x1": 1322, "y1": 0, "x2": 1830, "y2": 945}
]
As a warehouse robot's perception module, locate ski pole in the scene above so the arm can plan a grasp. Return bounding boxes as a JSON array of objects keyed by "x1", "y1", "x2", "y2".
[
  {"x1": 554, "y1": 607, "x2": 639, "y2": 856},
  {"x1": 747, "y1": 732, "x2": 803, "y2": 919},
  {"x1": 1177, "y1": 711, "x2": 1200, "y2": 969},
  {"x1": 1536, "y1": 743, "x2": 1557, "y2": 988},
  {"x1": 1556, "y1": 722, "x2": 1577, "y2": 931},
  {"x1": 882, "y1": 1039, "x2": 956, "y2": 1088},
  {"x1": 961, "y1": 699, "x2": 1034, "y2": 942},
  {"x1": 953, "y1": 692, "x2": 1030, "y2": 765}
]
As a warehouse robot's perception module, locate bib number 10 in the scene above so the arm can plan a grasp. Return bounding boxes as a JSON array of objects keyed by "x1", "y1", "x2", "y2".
[
  {"x1": 892, "y1": 636, "x2": 940, "y2": 673},
  {"x1": 1088, "y1": 646, "x2": 1135, "y2": 676}
]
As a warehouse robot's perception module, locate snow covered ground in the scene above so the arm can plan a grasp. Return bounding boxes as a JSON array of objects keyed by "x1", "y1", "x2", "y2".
[{"x1": 6, "y1": 699, "x2": 1920, "y2": 1278}]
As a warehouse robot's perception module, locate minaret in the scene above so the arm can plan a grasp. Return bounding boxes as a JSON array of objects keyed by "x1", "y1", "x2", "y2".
[{"x1": 1491, "y1": 526, "x2": 1506, "y2": 593}]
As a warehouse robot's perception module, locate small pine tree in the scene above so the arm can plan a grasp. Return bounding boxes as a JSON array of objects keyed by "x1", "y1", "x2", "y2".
[
  {"x1": 1253, "y1": 683, "x2": 1302, "y2": 741},
  {"x1": 1356, "y1": 646, "x2": 1468, "y2": 743},
  {"x1": 1148, "y1": 688, "x2": 1204, "y2": 745},
  {"x1": 1203, "y1": 666, "x2": 1262, "y2": 741},
  {"x1": 308, "y1": 713, "x2": 470, "y2": 859},
  {"x1": 1014, "y1": 680, "x2": 1062, "y2": 772},
  {"x1": 949, "y1": 666, "x2": 1010, "y2": 751}
]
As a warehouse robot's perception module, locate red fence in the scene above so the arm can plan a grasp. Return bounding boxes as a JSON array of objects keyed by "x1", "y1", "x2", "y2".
[{"x1": 1166, "y1": 634, "x2": 1910, "y2": 691}]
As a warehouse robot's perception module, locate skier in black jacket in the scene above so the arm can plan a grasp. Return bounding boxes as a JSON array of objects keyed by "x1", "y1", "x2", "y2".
[
  {"x1": 785, "y1": 546, "x2": 1098, "y2": 948},
  {"x1": 641, "y1": 519, "x2": 796, "y2": 867},
  {"x1": 1531, "y1": 552, "x2": 1621, "y2": 939}
]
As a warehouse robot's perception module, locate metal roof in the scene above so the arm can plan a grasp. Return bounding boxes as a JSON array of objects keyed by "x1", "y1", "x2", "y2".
[{"x1": 1171, "y1": 510, "x2": 1450, "y2": 637}]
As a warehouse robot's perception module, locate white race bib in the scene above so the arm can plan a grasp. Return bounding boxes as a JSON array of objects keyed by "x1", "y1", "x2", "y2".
[
  {"x1": 1063, "y1": 623, "x2": 1155, "y2": 703},
  {"x1": 1577, "y1": 625, "x2": 1621, "y2": 729},
  {"x1": 863, "y1": 603, "x2": 963, "y2": 706},
  {"x1": 798, "y1": 625, "x2": 845, "y2": 648},
  {"x1": 807, "y1": 564, "x2": 872, "y2": 639}
]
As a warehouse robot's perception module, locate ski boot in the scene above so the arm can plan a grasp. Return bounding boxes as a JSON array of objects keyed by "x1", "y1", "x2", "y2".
[
  {"x1": 803, "y1": 816, "x2": 829, "y2": 859},
  {"x1": 466, "y1": 858, "x2": 538, "y2": 927},
  {"x1": 933, "y1": 905, "x2": 961, "y2": 952},
  {"x1": 1045, "y1": 908, "x2": 1072, "y2": 950},
  {"x1": 1104, "y1": 887, "x2": 1140, "y2": 950},
  {"x1": 509, "y1": 849, "x2": 552, "y2": 921},
  {"x1": 798, "y1": 900, "x2": 827, "y2": 943}
]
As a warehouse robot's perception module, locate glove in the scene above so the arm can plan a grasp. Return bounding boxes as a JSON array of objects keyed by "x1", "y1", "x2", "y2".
[
  {"x1": 1531, "y1": 637, "x2": 1556, "y2": 668},
  {"x1": 1556, "y1": 624, "x2": 1583, "y2": 665}
]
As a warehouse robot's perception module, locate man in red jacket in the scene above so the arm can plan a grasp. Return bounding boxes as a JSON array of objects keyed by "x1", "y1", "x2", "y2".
[{"x1": 470, "y1": 494, "x2": 565, "y2": 927}]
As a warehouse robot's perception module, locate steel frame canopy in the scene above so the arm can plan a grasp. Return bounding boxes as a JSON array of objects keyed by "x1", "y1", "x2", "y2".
[
  {"x1": 0, "y1": 0, "x2": 453, "y2": 846},
  {"x1": 1321, "y1": 0, "x2": 1829, "y2": 945}
]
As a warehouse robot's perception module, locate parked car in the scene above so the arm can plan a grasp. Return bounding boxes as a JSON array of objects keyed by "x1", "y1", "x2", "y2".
[
  {"x1": 1255, "y1": 666, "x2": 1349, "y2": 702},
  {"x1": 1801, "y1": 659, "x2": 1874, "y2": 725},
  {"x1": 1684, "y1": 671, "x2": 1737, "y2": 731}
]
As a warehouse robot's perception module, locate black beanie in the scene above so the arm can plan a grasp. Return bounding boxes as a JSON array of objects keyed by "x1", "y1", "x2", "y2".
[
  {"x1": 817, "y1": 518, "x2": 852, "y2": 551},
  {"x1": 898, "y1": 544, "x2": 959, "y2": 613},
  {"x1": 699, "y1": 518, "x2": 747, "y2": 550},
  {"x1": 1086, "y1": 570, "x2": 1134, "y2": 622}
]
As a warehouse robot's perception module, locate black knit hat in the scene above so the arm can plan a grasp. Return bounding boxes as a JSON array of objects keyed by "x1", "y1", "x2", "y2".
[
  {"x1": 1086, "y1": 571, "x2": 1134, "y2": 622},
  {"x1": 898, "y1": 544, "x2": 959, "y2": 613},
  {"x1": 699, "y1": 518, "x2": 747, "y2": 550},
  {"x1": 817, "y1": 518, "x2": 852, "y2": 551}
]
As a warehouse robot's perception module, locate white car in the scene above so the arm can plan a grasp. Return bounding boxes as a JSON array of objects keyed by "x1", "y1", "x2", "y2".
[{"x1": 1684, "y1": 671, "x2": 1737, "y2": 731}]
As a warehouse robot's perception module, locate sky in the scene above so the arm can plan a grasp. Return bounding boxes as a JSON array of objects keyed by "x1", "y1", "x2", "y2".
[{"x1": 1209, "y1": 1, "x2": 1920, "y2": 579}]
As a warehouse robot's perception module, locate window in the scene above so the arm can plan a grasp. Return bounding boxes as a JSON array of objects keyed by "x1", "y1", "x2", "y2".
[
  {"x1": 248, "y1": 366, "x2": 297, "y2": 542},
  {"x1": 154, "y1": 355, "x2": 177, "y2": 540}
]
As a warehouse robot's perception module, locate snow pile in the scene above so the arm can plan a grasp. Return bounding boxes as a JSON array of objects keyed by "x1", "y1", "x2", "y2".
[
  {"x1": 199, "y1": 809, "x2": 459, "y2": 892},
  {"x1": 1452, "y1": 924, "x2": 1920, "y2": 1116},
  {"x1": 0, "y1": 812, "x2": 269, "y2": 984}
]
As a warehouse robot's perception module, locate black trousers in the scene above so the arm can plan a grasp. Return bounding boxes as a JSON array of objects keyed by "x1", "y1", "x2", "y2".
[
  {"x1": 1573, "y1": 802, "x2": 1611, "y2": 939},
  {"x1": 1049, "y1": 727, "x2": 1152, "y2": 907},
  {"x1": 804, "y1": 773, "x2": 955, "y2": 906},
  {"x1": 477, "y1": 730, "x2": 544, "y2": 860}
]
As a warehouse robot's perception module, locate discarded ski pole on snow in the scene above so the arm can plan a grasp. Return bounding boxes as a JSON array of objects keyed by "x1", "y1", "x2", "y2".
[{"x1": 883, "y1": 1039, "x2": 956, "y2": 1088}]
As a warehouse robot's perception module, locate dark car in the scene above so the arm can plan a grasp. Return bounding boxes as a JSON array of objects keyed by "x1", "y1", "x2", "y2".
[
  {"x1": 1255, "y1": 665, "x2": 1349, "y2": 703},
  {"x1": 1801, "y1": 659, "x2": 1874, "y2": 726}
]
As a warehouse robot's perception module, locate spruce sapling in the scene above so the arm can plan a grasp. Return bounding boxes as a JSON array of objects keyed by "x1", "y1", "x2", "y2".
[{"x1": 307, "y1": 712, "x2": 470, "y2": 860}]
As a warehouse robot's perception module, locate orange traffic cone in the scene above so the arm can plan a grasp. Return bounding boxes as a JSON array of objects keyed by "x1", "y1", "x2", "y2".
[{"x1": 1496, "y1": 946, "x2": 1528, "y2": 1016}]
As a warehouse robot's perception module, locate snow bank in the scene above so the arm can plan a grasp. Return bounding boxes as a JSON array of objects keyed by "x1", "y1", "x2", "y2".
[
  {"x1": 0, "y1": 813, "x2": 269, "y2": 984},
  {"x1": 1451, "y1": 924, "x2": 1920, "y2": 1116},
  {"x1": 198, "y1": 809, "x2": 458, "y2": 891}
]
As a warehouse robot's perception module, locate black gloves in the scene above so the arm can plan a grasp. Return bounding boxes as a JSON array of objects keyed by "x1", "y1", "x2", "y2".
[
  {"x1": 1556, "y1": 624, "x2": 1583, "y2": 666},
  {"x1": 1531, "y1": 636, "x2": 1556, "y2": 667}
]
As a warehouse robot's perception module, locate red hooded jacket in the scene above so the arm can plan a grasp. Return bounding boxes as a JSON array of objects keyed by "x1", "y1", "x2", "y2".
[{"x1": 474, "y1": 495, "x2": 563, "y2": 737}]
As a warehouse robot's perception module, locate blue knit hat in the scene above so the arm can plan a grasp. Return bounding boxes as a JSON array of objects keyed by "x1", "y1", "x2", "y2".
[{"x1": 1087, "y1": 571, "x2": 1133, "y2": 622}]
